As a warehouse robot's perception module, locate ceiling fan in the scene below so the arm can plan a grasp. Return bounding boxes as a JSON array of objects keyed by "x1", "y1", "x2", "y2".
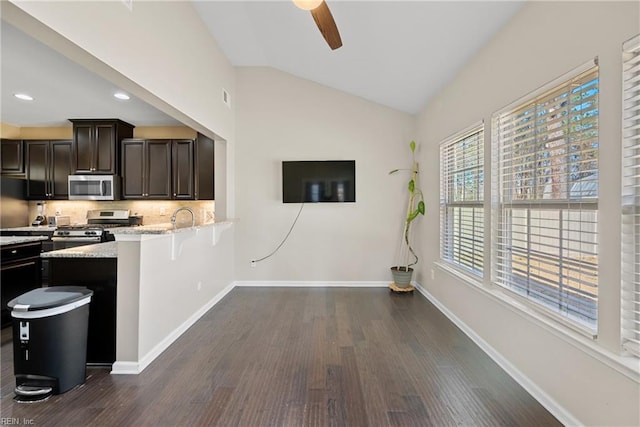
[{"x1": 293, "y1": 0, "x2": 343, "y2": 50}]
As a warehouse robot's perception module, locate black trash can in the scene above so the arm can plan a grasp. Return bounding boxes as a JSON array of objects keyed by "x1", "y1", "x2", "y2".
[{"x1": 8, "y1": 286, "x2": 93, "y2": 402}]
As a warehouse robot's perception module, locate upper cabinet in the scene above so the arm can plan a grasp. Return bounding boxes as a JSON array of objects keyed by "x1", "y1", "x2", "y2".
[
  {"x1": 195, "y1": 133, "x2": 215, "y2": 200},
  {"x1": 25, "y1": 140, "x2": 72, "y2": 200},
  {"x1": 1, "y1": 139, "x2": 24, "y2": 175},
  {"x1": 172, "y1": 139, "x2": 194, "y2": 200},
  {"x1": 121, "y1": 138, "x2": 213, "y2": 200},
  {"x1": 121, "y1": 138, "x2": 172, "y2": 199},
  {"x1": 70, "y1": 119, "x2": 134, "y2": 175}
]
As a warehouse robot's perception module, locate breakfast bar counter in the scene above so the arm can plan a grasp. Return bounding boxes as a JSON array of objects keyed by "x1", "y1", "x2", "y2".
[
  {"x1": 41, "y1": 241, "x2": 118, "y2": 258},
  {"x1": 108, "y1": 220, "x2": 235, "y2": 374}
]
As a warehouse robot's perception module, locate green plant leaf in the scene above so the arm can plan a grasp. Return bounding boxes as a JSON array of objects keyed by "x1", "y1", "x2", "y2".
[
  {"x1": 408, "y1": 179, "x2": 415, "y2": 192},
  {"x1": 418, "y1": 200, "x2": 425, "y2": 215},
  {"x1": 407, "y1": 210, "x2": 419, "y2": 223},
  {"x1": 409, "y1": 140, "x2": 416, "y2": 152}
]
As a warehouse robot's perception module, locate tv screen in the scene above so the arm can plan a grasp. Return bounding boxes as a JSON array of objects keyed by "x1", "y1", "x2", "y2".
[{"x1": 282, "y1": 160, "x2": 355, "y2": 203}]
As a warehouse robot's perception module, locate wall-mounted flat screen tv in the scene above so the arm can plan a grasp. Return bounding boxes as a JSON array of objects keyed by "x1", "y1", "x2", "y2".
[{"x1": 282, "y1": 160, "x2": 355, "y2": 203}]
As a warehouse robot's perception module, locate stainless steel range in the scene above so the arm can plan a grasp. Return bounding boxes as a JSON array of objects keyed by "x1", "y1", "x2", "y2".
[{"x1": 51, "y1": 209, "x2": 131, "y2": 250}]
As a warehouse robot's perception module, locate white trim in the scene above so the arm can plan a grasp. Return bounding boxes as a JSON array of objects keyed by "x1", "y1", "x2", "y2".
[
  {"x1": 110, "y1": 361, "x2": 140, "y2": 375},
  {"x1": 433, "y1": 261, "x2": 640, "y2": 383},
  {"x1": 110, "y1": 282, "x2": 235, "y2": 375},
  {"x1": 494, "y1": 57, "x2": 598, "y2": 115},
  {"x1": 234, "y1": 280, "x2": 389, "y2": 288},
  {"x1": 10, "y1": 296, "x2": 91, "y2": 319},
  {"x1": 439, "y1": 119, "x2": 484, "y2": 148},
  {"x1": 623, "y1": 34, "x2": 640, "y2": 53},
  {"x1": 413, "y1": 282, "x2": 581, "y2": 427}
]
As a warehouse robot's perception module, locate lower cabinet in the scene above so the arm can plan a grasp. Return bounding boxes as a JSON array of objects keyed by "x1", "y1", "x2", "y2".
[
  {"x1": 49, "y1": 258, "x2": 117, "y2": 365},
  {"x1": 1, "y1": 242, "x2": 42, "y2": 328}
]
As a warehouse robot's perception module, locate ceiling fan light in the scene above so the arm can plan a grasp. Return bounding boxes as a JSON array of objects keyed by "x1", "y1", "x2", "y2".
[
  {"x1": 14, "y1": 93, "x2": 34, "y2": 101},
  {"x1": 293, "y1": 0, "x2": 323, "y2": 11}
]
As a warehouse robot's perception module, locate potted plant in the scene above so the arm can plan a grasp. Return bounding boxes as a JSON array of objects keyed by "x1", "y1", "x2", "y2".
[{"x1": 389, "y1": 140, "x2": 425, "y2": 289}]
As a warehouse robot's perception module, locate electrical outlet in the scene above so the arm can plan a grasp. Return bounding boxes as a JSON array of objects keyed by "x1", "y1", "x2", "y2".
[
  {"x1": 197, "y1": 281, "x2": 202, "y2": 291},
  {"x1": 55, "y1": 209, "x2": 62, "y2": 216},
  {"x1": 159, "y1": 207, "x2": 167, "y2": 216},
  {"x1": 431, "y1": 269, "x2": 435, "y2": 280}
]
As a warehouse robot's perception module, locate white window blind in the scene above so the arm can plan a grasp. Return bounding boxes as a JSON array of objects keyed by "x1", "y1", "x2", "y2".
[
  {"x1": 622, "y1": 34, "x2": 640, "y2": 357},
  {"x1": 440, "y1": 124, "x2": 484, "y2": 276},
  {"x1": 492, "y1": 62, "x2": 599, "y2": 330}
]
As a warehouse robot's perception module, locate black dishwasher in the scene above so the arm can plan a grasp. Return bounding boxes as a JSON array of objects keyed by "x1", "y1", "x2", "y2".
[{"x1": 1, "y1": 241, "x2": 42, "y2": 327}]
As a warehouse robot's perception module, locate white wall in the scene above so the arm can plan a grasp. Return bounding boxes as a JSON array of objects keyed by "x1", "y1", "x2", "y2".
[
  {"x1": 113, "y1": 224, "x2": 235, "y2": 373},
  {"x1": 416, "y1": 2, "x2": 640, "y2": 425},
  {"x1": 234, "y1": 67, "x2": 415, "y2": 281},
  {"x1": 6, "y1": 0, "x2": 235, "y2": 143},
  {"x1": 4, "y1": 0, "x2": 237, "y2": 220}
]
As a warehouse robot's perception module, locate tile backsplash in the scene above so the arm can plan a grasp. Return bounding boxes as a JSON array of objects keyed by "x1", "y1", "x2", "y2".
[{"x1": 29, "y1": 200, "x2": 215, "y2": 227}]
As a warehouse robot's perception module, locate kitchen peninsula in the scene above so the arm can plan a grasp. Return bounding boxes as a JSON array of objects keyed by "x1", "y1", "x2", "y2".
[{"x1": 107, "y1": 221, "x2": 234, "y2": 374}]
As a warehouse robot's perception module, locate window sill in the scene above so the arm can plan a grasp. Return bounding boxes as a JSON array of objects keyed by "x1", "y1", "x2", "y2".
[{"x1": 431, "y1": 261, "x2": 640, "y2": 383}]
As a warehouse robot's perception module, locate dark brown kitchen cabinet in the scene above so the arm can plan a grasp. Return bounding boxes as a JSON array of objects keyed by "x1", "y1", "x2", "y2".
[
  {"x1": 172, "y1": 139, "x2": 194, "y2": 199},
  {"x1": 121, "y1": 138, "x2": 172, "y2": 199},
  {"x1": 1, "y1": 241, "x2": 42, "y2": 327},
  {"x1": 1, "y1": 139, "x2": 24, "y2": 175},
  {"x1": 25, "y1": 140, "x2": 72, "y2": 200},
  {"x1": 195, "y1": 133, "x2": 215, "y2": 200},
  {"x1": 70, "y1": 119, "x2": 134, "y2": 174}
]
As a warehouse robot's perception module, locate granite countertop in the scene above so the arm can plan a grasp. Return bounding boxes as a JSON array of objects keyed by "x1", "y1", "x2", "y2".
[
  {"x1": 40, "y1": 241, "x2": 118, "y2": 259},
  {"x1": 0, "y1": 226, "x2": 57, "y2": 232},
  {"x1": 108, "y1": 221, "x2": 226, "y2": 235},
  {"x1": 0, "y1": 235, "x2": 49, "y2": 246}
]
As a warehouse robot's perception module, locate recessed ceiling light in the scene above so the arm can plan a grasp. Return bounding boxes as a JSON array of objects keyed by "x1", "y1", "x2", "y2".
[
  {"x1": 14, "y1": 93, "x2": 34, "y2": 101},
  {"x1": 114, "y1": 92, "x2": 130, "y2": 100}
]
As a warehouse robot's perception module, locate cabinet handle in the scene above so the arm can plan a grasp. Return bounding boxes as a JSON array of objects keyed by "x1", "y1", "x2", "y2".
[
  {"x1": 1, "y1": 260, "x2": 37, "y2": 271},
  {"x1": 10, "y1": 250, "x2": 17, "y2": 254}
]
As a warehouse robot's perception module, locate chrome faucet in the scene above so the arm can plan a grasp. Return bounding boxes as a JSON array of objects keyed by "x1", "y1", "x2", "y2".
[{"x1": 170, "y1": 207, "x2": 195, "y2": 229}]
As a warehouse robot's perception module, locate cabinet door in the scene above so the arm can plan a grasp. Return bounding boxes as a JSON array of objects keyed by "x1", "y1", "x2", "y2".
[
  {"x1": 147, "y1": 140, "x2": 172, "y2": 199},
  {"x1": 50, "y1": 140, "x2": 72, "y2": 199},
  {"x1": 172, "y1": 139, "x2": 194, "y2": 199},
  {"x1": 25, "y1": 140, "x2": 49, "y2": 199},
  {"x1": 122, "y1": 139, "x2": 146, "y2": 199},
  {"x1": 1, "y1": 243, "x2": 42, "y2": 327},
  {"x1": 1, "y1": 139, "x2": 24, "y2": 174},
  {"x1": 195, "y1": 133, "x2": 215, "y2": 200},
  {"x1": 73, "y1": 123, "x2": 94, "y2": 173},
  {"x1": 95, "y1": 123, "x2": 116, "y2": 174}
]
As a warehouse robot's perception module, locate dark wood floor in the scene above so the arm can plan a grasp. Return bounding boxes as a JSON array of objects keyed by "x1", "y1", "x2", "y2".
[{"x1": 0, "y1": 287, "x2": 561, "y2": 426}]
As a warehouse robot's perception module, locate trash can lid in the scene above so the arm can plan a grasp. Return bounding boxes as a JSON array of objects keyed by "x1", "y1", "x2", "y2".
[{"x1": 7, "y1": 286, "x2": 93, "y2": 311}]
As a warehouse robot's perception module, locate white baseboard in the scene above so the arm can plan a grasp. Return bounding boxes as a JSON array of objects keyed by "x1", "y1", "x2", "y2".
[
  {"x1": 110, "y1": 361, "x2": 140, "y2": 375},
  {"x1": 413, "y1": 282, "x2": 580, "y2": 427},
  {"x1": 234, "y1": 280, "x2": 389, "y2": 288},
  {"x1": 110, "y1": 282, "x2": 236, "y2": 376}
]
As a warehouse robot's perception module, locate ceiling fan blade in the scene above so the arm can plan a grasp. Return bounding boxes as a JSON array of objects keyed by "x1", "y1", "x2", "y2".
[{"x1": 310, "y1": 1, "x2": 342, "y2": 50}]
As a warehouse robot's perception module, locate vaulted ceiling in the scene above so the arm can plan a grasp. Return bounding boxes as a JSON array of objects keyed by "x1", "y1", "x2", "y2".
[{"x1": 1, "y1": 1, "x2": 523, "y2": 128}]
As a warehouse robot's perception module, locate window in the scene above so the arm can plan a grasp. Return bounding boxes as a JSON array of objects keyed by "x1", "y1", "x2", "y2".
[
  {"x1": 622, "y1": 34, "x2": 640, "y2": 357},
  {"x1": 440, "y1": 124, "x2": 484, "y2": 276},
  {"x1": 492, "y1": 62, "x2": 599, "y2": 331}
]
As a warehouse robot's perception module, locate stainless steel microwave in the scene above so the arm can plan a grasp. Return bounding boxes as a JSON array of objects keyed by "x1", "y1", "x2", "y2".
[{"x1": 68, "y1": 175, "x2": 120, "y2": 200}]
